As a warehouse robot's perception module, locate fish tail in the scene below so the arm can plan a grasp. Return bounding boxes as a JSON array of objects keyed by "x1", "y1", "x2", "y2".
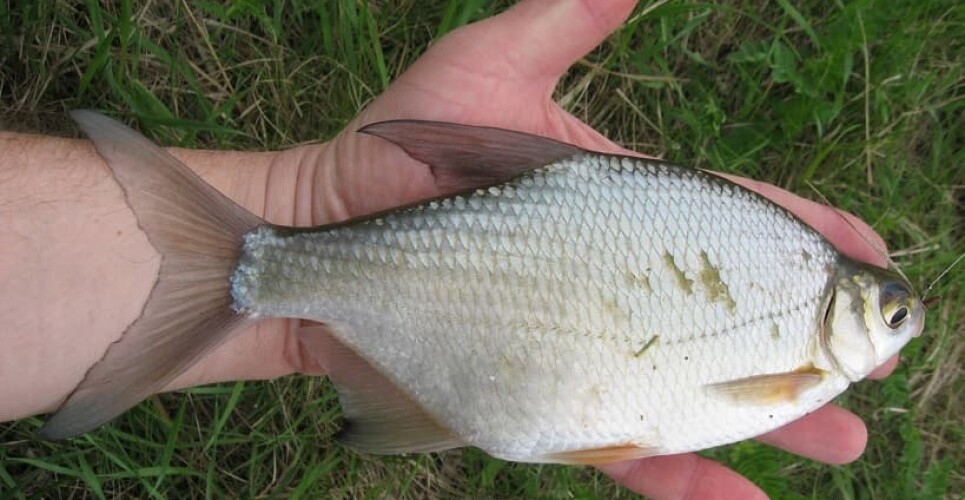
[{"x1": 38, "y1": 111, "x2": 265, "y2": 439}]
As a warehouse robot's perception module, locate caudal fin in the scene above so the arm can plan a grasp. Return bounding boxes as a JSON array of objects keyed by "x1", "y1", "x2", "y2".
[{"x1": 38, "y1": 111, "x2": 264, "y2": 439}]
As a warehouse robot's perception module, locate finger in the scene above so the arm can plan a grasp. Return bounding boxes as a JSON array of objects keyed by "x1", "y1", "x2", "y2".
[
  {"x1": 598, "y1": 454, "x2": 767, "y2": 500},
  {"x1": 756, "y1": 404, "x2": 867, "y2": 464},
  {"x1": 469, "y1": 0, "x2": 636, "y2": 83},
  {"x1": 716, "y1": 173, "x2": 890, "y2": 267},
  {"x1": 869, "y1": 354, "x2": 899, "y2": 379},
  {"x1": 807, "y1": 208, "x2": 890, "y2": 268}
]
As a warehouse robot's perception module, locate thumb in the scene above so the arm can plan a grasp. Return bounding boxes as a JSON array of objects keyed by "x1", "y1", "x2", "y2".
[{"x1": 470, "y1": 0, "x2": 636, "y2": 82}]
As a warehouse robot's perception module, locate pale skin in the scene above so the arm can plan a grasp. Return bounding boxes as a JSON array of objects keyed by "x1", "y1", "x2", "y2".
[{"x1": 0, "y1": 0, "x2": 899, "y2": 498}]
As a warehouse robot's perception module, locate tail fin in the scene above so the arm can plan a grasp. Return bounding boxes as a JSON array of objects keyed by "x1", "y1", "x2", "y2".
[{"x1": 38, "y1": 111, "x2": 264, "y2": 439}]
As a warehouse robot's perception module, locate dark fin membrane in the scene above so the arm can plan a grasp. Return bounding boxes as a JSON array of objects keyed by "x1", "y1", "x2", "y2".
[
  {"x1": 38, "y1": 111, "x2": 264, "y2": 440},
  {"x1": 359, "y1": 120, "x2": 583, "y2": 191},
  {"x1": 297, "y1": 325, "x2": 463, "y2": 453}
]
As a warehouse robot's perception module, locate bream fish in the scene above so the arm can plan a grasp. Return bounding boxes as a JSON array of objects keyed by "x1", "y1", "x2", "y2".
[{"x1": 39, "y1": 110, "x2": 925, "y2": 464}]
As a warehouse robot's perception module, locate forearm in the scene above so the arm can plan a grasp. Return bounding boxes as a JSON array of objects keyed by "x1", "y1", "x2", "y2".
[{"x1": 0, "y1": 131, "x2": 312, "y2": 421}]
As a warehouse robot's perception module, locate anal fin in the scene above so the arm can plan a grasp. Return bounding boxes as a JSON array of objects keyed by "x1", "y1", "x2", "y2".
[
  {"x1": 706, "y1": 364, "x2": 827, "y2": 405},
  {"x1": 297, "y1": 325, "x2": 463, "y2": 454}
]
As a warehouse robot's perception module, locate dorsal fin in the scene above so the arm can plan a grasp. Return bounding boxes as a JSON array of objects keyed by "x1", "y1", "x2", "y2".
[{"x1": 359, "y1": 120, "x2": 583, "y2": 191}]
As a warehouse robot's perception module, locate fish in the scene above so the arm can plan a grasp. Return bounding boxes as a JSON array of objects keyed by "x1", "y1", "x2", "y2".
[{"x1": 38, "y1": 110, "x2": 926, "y2": 465}]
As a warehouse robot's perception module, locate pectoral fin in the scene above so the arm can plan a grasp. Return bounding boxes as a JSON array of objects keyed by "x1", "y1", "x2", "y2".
[
  {"x1": 544, "y1": 443, "x2": 659, "y2": 465},
  {"x1": 297, "y1": 325, "x2": 463, "y2": 454},
  {"x1": 706, "y1": 365, "x2": 827, "y2": 405}
]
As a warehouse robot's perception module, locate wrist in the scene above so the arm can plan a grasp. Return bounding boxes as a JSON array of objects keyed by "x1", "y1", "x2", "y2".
[
  {"x1": 166, "y1": 145, "x2": 303, "y2": 224},
  {"x1": 0, "y1": 131, "x2": 328, "y2": 421}
]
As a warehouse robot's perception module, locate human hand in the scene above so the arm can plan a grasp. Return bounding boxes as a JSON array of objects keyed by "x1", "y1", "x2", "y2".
[{"x1": 158, "y1": 1, "x2": 897, "y2": 497}]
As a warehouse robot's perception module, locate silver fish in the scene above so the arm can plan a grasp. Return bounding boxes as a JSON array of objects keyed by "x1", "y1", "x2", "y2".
[{"x1": 40, "y1": 111, "x2": 924, "y2": 465}]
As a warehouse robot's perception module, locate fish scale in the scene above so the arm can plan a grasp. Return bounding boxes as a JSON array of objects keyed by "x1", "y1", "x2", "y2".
[{"x1": 232, "y1": 152, "x2": 844, "y2": 459}]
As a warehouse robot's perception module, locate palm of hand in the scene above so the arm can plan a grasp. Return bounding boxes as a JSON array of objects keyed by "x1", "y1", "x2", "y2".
[
  {"x1": 313, "y1": 17, "x2": 620, "y2": 223},
  {"x1": 278, "y1": 4, "x2": 896, "y2": 498}
]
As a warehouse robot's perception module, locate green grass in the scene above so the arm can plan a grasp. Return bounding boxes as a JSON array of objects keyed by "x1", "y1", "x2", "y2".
[{"x1": 1, "y1": 0, "x2": 961, "y2": 498}]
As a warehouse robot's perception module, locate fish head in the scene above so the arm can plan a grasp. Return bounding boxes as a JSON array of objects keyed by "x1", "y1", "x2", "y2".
[{"x1": 821, "y1": 259, "x2": 925, "y2": 382}]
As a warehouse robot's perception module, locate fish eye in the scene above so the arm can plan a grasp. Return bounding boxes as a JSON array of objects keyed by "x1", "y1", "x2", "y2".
[
  {"x1": 879, "y1": 281, "x2": 911, "y2": 329},
  {"x1": 886, "y1": 306, "x2": 909, "y2": 328}
]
